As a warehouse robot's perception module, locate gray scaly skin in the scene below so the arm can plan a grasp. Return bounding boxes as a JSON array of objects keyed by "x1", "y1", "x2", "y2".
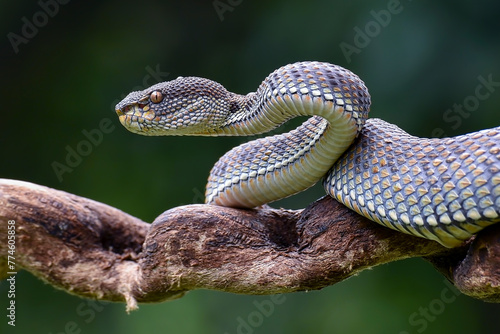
[{"x1": 116, "y1": 61, "x2": 500, "y2": 247}]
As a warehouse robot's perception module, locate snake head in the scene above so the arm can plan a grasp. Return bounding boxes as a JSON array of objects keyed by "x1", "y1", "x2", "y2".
[{"x1": 115, "y1": 77, "x2": 232, "y2": 136}]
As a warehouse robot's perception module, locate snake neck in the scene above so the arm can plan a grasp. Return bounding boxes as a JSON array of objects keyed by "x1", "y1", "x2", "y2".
[
  {"x1": 206, "y1": 62, "x2": 371, "y2": 208},
  {"x1": 216, "y1": 85, "x2": 361, "y2": 136},
  {"x1": 209, "y1": 90, "x2": 289, "y2": 136}
]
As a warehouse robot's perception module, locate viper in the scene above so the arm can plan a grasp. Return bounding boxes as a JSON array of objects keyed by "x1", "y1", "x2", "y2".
[{"x1": 115, "y1": 61, "x2": 500, "y2": 248}]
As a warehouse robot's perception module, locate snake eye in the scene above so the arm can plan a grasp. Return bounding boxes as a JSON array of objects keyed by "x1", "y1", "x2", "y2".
[{"x1": 150, "y1": 91, "x2": 163, "y2": 103}]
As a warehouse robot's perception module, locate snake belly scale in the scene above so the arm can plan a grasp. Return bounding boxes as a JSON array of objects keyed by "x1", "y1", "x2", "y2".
[{"x1": 116, "y1": 61, "x2": 500, "y2": 247}]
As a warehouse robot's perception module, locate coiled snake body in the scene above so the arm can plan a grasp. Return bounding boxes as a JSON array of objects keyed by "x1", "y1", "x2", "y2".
[{"x1": 116, "y1": 61, "x2": 500, "y2": 247}]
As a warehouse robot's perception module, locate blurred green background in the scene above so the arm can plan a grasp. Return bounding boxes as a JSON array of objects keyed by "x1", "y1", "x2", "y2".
[{"x1": 1, "y1": 0, "x2": 500, "y2": 333}]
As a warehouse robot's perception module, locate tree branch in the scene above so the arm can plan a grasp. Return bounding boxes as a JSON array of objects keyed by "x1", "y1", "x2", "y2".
[{"x1": 1, "y1": 178, "x2": 499, "y2": 311}]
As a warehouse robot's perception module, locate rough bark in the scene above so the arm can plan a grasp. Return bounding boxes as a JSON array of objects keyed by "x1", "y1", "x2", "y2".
[{"x1": 0, "y1": 178, "x2": 499, "y2": 311}]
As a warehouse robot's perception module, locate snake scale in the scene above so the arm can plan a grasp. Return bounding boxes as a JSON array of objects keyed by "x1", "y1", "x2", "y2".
[{"x1": 116, "y1": 61, "x2": 500, "y2": 247}]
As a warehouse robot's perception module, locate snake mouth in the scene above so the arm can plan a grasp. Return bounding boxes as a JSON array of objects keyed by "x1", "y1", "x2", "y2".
[
  {"x1": 115, "y1": 107, "x2": 124, "y2": 117},
  {"x1": 115, "y1": 104, "x2": 157, "y2": 134}
]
